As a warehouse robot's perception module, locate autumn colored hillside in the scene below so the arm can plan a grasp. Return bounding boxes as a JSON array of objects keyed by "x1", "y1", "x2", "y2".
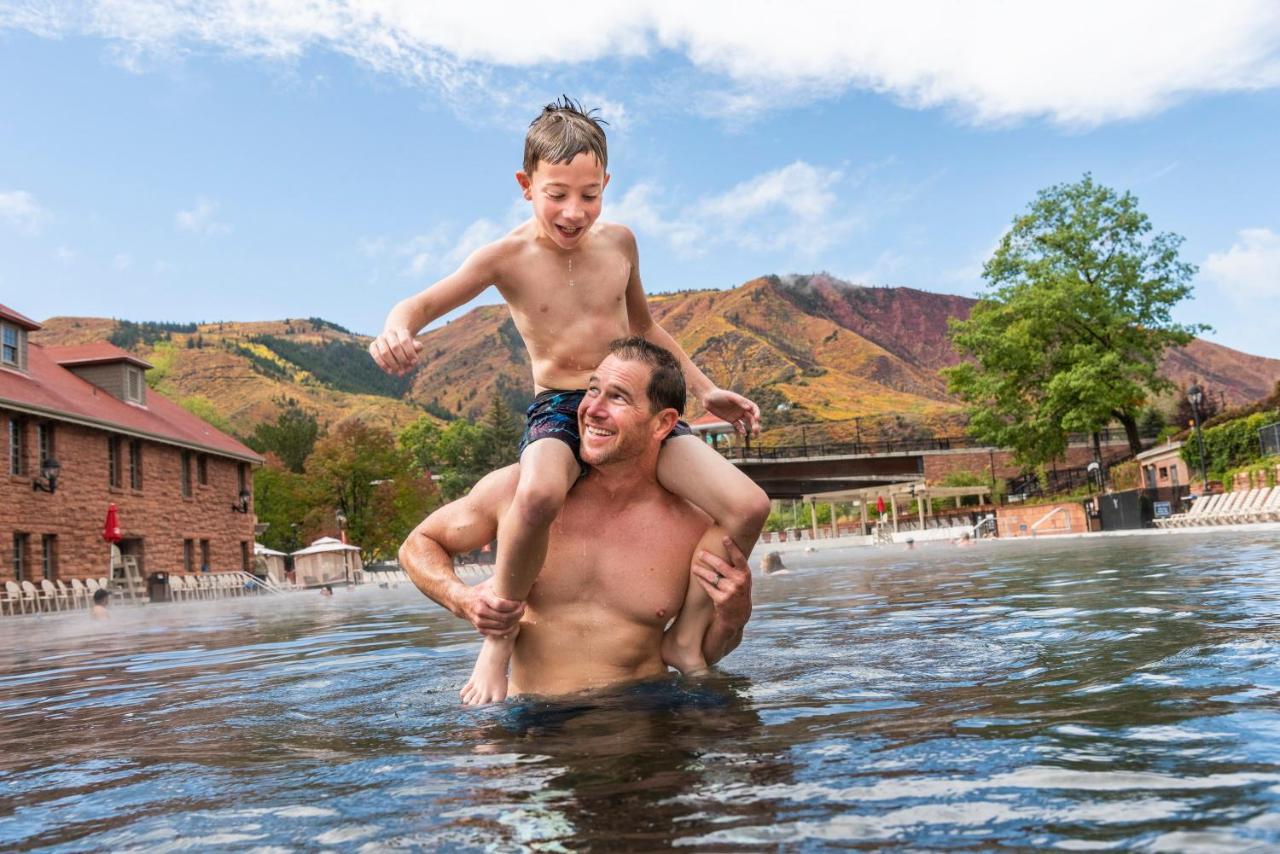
[{"x1": 32, "y1": 274, "x2": 1280, "y2": 443}]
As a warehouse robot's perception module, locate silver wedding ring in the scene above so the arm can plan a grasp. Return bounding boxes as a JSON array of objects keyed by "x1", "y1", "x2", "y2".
[{"x1": 712, "y1": 573, "x2": 723, "y2": 587}]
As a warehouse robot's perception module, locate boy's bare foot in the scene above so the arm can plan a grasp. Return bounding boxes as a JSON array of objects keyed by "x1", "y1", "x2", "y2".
[{"x1": 460, "y1": 632, "x2": 517, "y2": 705}]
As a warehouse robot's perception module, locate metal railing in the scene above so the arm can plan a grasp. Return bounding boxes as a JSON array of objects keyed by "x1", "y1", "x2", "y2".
[
  {"x1": 1262, "y1": 422, "x2": 1280, "y2": 457},
  {"x1": 717, "y1": 428, "x2": 1133, "y2": 462}
]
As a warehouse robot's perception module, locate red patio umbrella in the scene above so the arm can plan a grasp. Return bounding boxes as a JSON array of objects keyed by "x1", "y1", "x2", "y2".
[
  {"x1": 103, "y1": 503, "x2": 122, "y2": 543},
  {"x1": 876, "y1": 495, "x2": 886, "y2": 515}
]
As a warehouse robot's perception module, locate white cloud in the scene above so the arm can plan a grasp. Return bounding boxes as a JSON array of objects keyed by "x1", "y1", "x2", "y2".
[
  {"x1": 8, "y1": 2, "x2": 1280, "y2": 126},
  {"x1": 175, "y1": 196, "x2": 230, "y2": 236},
  {"x1": 113, "y1": 252, "x2": 133, "y2": 271},
  {"x1": 443, "y1": 217, "x2": 504, "y2": 267},
  {"x1": 55, "y1": 245, "x2": 76, "y2": 264},
  {"x1": 611, "y1": 160, "x2": 857, "y2": 257},
  {"x1": 1202, "y1": 228, "x2": 1280, "y2": 302},
  {"x1": 0, "y1": 190, "x2": 50, "y2": 234}
]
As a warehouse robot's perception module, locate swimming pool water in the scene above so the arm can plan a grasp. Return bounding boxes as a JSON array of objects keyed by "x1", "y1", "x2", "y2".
[{"x1": 2, "y1": 531, "x2": 1279, "y2": 850}]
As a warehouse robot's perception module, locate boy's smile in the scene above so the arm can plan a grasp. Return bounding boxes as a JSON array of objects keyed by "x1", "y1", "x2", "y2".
[{"x1": 517, "y1": 152, "x2": 610, "y2": 251}]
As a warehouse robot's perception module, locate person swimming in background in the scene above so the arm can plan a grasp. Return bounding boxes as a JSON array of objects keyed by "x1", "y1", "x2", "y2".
[
  {"x1": 91, "y1": 588, "x2": 110, "y2": 619},
  {"x1": 371, "y1": 97, "x2": 771, "y2": 705}
]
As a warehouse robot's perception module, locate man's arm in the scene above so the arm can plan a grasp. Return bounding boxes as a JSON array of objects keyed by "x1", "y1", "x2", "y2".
[
  {"x1": 399, "y1": 465, "x2": 525, "y2": 636},
  {"x1": 370, "y1": 242, "x2": 505, "y2": 375},
  {"x1": 690, "y1": 536, "x2": 753, "y2": 665},
  {"x1": 620, "y1": 228, "x2": 760, "y2": 434}
]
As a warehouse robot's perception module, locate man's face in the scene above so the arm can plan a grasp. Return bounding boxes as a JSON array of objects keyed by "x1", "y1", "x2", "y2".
[
  {"x1": 578, "y1": 356, "x2": 672, "y2": 466},
  {"x1": 516, "y1": 152, "x2": 609, "y2": 250}
]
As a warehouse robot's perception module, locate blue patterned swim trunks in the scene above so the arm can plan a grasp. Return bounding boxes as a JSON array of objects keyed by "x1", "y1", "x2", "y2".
[{"x1": 518, "y1": 389, "x2": 693, "y2": 466}]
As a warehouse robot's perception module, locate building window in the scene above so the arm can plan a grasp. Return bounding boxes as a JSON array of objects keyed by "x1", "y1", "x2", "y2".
[
  {"x1": 108, "y1": 435, "x2": 123, "y2": 488},
  {"x1": 1158, "y1": 466, "x2": 1168, "y2": 479},
  {"x1": 37, "y1": 422, "x2": 54, "y2": 466},
  {"x1": 129, "y1": 439, "x2": 143, "y2": 490},
  {"x1": 200, "y1": 539, "x2": 211, "y2": 572},
  {"x1": 8, "y1": 416, "x2": 25, "y2": 476},
  {"x1": 197, "y1": 453, "x2": 209, "y2": 486},
  {"x1": 241, "y1": 541, "x2": 251, "y2": 573},
  {"x1": 126, "y1": 366, "x2": 143, "y2": 402},
  {"x1": 1, "y1": 324, "x2": 18, "y2": 366},
  {"x1": 183, "y1": 539, "x2": 194, "y2": 573},
  {"x1": 181, "y1": 451, "x2": 193, "y2": 497},
  {"x1": 13, "y1": 532, "x2": 29, "y2": 582},
  {"x1": 41, "y1": 534, "x2": 57, "y2": 580},
  {"x1": 1171, "y1": 465, "x2": 1179, "y2": 486},
  {"x1": 238, "y1": 462, "x2": 248, "y2": 495}
]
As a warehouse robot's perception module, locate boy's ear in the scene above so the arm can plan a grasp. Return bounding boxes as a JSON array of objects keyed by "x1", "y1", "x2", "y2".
[
  {"x1": 516, "y1": 171, "x2": 533, "y2": 199},
  {"x1": 602, "y1": 172, "x2": 611, "y2": 191}
]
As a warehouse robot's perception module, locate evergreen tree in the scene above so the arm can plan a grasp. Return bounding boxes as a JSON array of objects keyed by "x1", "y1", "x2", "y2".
[{"x1": 245, "y1": 398, "x2": 322, "y2": 473}]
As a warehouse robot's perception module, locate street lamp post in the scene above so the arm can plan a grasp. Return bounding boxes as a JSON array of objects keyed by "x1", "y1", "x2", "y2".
[{"x1": 1187, "y1": 383, "x2": 1210, "y2": 489}]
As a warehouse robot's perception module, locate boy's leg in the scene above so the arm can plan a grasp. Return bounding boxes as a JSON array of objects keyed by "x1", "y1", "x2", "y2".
[
  {"x1": 461, "y1": 439, "x2": 579, "y2": 705},
  {"x1": 661, "y1": 526, "x2": 725, "y2": 675},
  {"x1": 657, "y1": 436, "x2": 770, "y2": 674}
]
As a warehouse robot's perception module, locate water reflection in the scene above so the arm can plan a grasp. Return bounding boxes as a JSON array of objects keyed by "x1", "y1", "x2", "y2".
[{"x1": 1, "y1": 532, "x2": 1278, "y2": 849}]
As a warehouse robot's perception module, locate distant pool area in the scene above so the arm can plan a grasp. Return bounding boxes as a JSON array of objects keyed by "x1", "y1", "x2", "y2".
[{"x1": 3, "y1": 530, "x2": 1279, "y2": 850}]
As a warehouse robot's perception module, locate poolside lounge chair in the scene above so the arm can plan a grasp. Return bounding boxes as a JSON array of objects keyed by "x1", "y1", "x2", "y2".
[
  {"x1": 1229, "y1": 487, "x2": 1269, "y2": 524},
  {"x1": 1, "y1": 582, "x2": 21, "y2": 615},
  {"x1": 168, "y1": 575, "x2": 188, "y2": 602},
  {"x1": 69, "y1": 578, "x2": 90, "y2": 609},
  {"x1": 22, "y1": 580, "x2": 50, "y2": 612},
  {"x1": 1205, "y1": 490, "x2": 1244, "y2": 525},
  {"x1": 1160, "y1": 493, "x2": 1217, "y2": 528},
  {"x1": 42, "y1": 579, "x2": 69, "y2": 611},
  {"x1": 1246, "y1": 486, "x2": 1279, "y2": 523}
]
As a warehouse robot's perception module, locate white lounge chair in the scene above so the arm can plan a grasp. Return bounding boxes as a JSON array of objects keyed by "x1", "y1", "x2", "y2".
[
  {"x1": 42, "y1": 579, "x2": 69, "y2": 611},
  {"x1": 21, "y1": 580, "x2": 50, "y2": 612},
  {"x1": 69, "y1": 578, "x2": 90, "y2": 608},
  {"x1": 1205, "y1": 491, "x2": 1243, "y2": 525},
  {"x1": 1246, "y1": 486, "x2": 1279, "y2": 523},
  {"x1": 1162, "y1": 493, "x2": 1215, "y2": 528},
  {"x1": 0, "y1": 582, "x2": 21, "y2": 615}
]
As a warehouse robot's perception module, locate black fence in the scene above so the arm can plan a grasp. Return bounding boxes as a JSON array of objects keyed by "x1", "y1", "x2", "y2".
[
  {"x1": 718, "y1": 428, "x2": 1133, "y2": 463},
  {"x1": 1262, "y1": 422, "x2": 1280, "y2": 458}
]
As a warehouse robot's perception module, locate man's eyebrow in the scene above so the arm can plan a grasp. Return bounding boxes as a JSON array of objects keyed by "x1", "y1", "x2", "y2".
[{"x1": 587, "y1": 374, "x2": 599, "y2": 384}]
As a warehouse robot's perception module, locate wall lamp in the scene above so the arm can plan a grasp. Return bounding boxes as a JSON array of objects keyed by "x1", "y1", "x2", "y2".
[
  {"x1": 231, "y1": 487, "x2": 252, "y2": 513},
  {"x1": 32, "y1": 458, "x2": 60, "y2": 493}
]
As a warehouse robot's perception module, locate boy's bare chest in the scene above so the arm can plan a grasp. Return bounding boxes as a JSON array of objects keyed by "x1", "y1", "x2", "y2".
[{"x1": 503, "y1": 246, "x2": 631, "y2": 314}]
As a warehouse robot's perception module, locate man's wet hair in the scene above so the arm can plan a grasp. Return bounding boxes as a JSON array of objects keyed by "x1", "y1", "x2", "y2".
[
  {"x1": 607, "y1": 336, "x2": 685, "y2": 415},
  {"x1": 524, "y1": 96, "x2": 608, "y2": 176},
  {"x1": 93, "y1": 588, "x2": 109, "y2": 605}
]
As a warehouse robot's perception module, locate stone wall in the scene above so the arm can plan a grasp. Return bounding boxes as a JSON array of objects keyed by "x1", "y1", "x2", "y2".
[
  {"x1": 995, "y1": 500, "x2": 1088, "y2": 538},
  {"x1": 1, "y1": 414, "x2": 257, "y2": 581}
]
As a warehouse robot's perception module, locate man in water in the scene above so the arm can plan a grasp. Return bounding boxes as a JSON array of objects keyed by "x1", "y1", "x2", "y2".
[{"x1": 400, "y1": 338, "x2": 756, "y2": 699}]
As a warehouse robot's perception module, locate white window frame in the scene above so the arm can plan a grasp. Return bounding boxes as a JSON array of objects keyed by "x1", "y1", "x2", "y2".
[{"x1": 1, "y1": 324, "x2": 18, "y2": 366}]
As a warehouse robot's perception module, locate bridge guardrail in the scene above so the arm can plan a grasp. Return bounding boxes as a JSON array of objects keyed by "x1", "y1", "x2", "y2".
[{"x1": 717, "y1": 428, "x2": 1134, "y2": 463}]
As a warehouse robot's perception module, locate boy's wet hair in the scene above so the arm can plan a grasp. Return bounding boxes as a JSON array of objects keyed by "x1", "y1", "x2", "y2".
[
  {"x1": 607, "y1": 336, "x2": 685, "y2": 415},
  {"x1": 524, "y1": 96, "x2": 608, "y2": 176}
]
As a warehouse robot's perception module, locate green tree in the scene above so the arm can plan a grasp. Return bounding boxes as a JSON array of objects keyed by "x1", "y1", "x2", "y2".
[
  {"x1": 244, "y1": 398, "x2": 322, "y2": 473},
  {"x1": 306, "y1": 420, "x2": 439, "y2": 561},
  {"x1": 252, "y1": 456, "x2": 318, "y2": 553},
  {"x1": 943, "y1": 174, "x2": 1205, "y2": 465},
  {"x1": 479, "y1": 393, "x2": 522, "y2": 470}
]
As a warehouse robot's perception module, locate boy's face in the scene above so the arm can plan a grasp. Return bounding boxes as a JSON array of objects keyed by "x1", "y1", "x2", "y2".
[{"x1": 516, "y1": 152, "x2": 609, "y2": 250}]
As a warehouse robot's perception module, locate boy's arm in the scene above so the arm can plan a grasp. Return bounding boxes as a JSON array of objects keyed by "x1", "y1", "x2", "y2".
[
  {"x1": 371, "y1": 243, "x2": 505, "y2": 375},
  {"x1": 399, "y1": 465, "x2": 525, "y2": 636},
  {"x1": 620, "y1": 228, "x2": 761, "y2": 434}
]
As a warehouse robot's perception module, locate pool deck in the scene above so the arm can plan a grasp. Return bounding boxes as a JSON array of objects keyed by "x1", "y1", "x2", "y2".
[{"x1": 761, "y1": 521, "x2": 1280, "y2": 555}]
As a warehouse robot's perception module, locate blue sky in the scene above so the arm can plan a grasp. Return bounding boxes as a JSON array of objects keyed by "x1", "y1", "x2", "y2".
[{"x1": 2, "y1": 2, "x2": 1279, "y2": 358}]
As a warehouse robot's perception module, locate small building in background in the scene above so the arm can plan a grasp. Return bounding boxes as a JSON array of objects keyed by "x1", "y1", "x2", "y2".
[
  {"x1": 1135, "y1": 441, "x2": 1190, "y2": 492},
  {"x1": 253, "y1": 542, "x2": 289, "y2": 586},
  {"x1": 291, "y1": 537, "x2": 362, "y2": 587}
]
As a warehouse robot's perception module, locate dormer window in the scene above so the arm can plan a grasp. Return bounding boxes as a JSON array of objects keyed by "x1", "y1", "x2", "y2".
[
  {"x1": 2, "y1": 324, "x2": 20, "y2": 368},
  {"x1": 126, "y1": 366, "x2": 144, "y2": 403}
]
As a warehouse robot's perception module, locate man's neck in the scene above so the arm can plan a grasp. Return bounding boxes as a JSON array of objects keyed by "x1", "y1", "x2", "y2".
[{"x1": 581, "y1": 452, "x2": 661, "y2": 502}]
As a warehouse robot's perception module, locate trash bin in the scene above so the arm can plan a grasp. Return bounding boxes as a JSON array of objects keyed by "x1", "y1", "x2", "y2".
[{"x1": 147, "y1": 571, "x2": 170, "y2": 603}]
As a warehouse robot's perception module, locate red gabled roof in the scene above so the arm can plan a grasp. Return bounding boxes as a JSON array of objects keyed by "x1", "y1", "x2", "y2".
[
  {"x1": 48, "y1": 342, "x2": 153, "y2": 369},
  {"x1": 0, "y1": 303, "x2": 41, "y2": 331},
  {"x1": 0, "y1": 343, "x2": 262, "y2": 463}
]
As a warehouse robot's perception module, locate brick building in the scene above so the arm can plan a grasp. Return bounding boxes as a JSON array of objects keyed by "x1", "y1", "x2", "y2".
[{"x1": 1, "y1": 303, "x2": 263, "y2": 584}]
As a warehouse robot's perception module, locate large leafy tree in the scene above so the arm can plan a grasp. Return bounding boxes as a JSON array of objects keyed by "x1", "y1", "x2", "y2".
[
  {"x1": 943, "y1": 174, "x2": 1205, "y2": 465},
  {"x1": 306, "y1": 420, "x2": 439, "y2": 561}
]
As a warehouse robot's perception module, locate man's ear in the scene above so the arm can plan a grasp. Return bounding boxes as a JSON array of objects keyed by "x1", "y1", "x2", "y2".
[
  {"x1": 516, "y1": 170, "x2": 533, "y2": 199},
  {"x1": 651, "y1": 408, "x2": 678, "y2": 440}
]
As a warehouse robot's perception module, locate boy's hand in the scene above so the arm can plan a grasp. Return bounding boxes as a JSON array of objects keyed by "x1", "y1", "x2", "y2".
[
  {"x1": 460, "y1": 579, "x2": 525, "y2": 637},
  {"x1": 369, "y1": 327, "x2": 424, "y2": 376},
  {"x1": 702, "y1": 389, "x2": 761, "y2": 436}
]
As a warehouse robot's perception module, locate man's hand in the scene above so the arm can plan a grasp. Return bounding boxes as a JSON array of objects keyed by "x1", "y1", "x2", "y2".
[
  {"x1": 701, "y1": 388, "x2": 761, "y2": 437},
  {"x1": 459, "y1": 579, "x2": 525, "y2": 637},
  {"x1": 692, "y1": 536, "x2": 752, "y2": 630},
  {"x1": 369, "y1": 326, "x2": 424, "y2": 376}
]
